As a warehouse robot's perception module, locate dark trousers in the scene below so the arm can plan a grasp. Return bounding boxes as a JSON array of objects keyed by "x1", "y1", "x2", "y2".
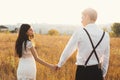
[{"x1": 75, "y1": 64, "x2": 103, "y2": 80}]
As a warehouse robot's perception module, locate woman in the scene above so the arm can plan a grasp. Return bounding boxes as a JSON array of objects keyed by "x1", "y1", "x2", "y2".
[{"x1": 15, "y1": 24, "x2": 54, "y2": 80}]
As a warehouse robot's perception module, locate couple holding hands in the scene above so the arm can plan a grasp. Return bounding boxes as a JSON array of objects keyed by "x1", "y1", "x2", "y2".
[{"x1": 15, "y1": 8, "x2": 110, "y2": 80}]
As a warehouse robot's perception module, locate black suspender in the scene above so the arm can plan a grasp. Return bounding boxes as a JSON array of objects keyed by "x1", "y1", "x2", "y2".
[{"x1": 83, "y1": 28, "x2": 105, "y2": 66}]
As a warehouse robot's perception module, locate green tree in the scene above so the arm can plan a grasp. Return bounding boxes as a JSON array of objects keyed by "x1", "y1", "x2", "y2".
[
  {"x1": 111, "y1": 23, "x2": 120, "y2": 37},
  {"x1": 48, "y1": 29, "x2": 59, "y2": 36}
]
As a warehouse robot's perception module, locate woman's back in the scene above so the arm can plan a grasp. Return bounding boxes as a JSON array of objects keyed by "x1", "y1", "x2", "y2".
[{"x1": 17, "y1": 40, "x2": 36, "y2": 80}]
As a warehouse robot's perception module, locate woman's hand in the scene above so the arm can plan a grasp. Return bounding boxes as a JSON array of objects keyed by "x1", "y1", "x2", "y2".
[
  {"x1": 103, "y1": 77, "x2": 105, "y2": 80},
  {"x1": 49, "y1": 64, "x2": 60, "y2": 71}
]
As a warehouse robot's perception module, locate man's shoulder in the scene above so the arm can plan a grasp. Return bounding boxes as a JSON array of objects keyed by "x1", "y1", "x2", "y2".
[
  {"x1": 71, "y1": 26, "x2": 85, "y2": 38},
  {"x1": 104, "y1": 32, "x2": 110, "y2": 38},
  {"x1": 75, "y1": 26, "x2": 84, "y2": 32}
]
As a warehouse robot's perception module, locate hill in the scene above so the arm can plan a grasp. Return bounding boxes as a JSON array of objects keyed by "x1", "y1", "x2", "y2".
[{"x1": 3, "y1": 23, "x2": 112, "y2": 35}]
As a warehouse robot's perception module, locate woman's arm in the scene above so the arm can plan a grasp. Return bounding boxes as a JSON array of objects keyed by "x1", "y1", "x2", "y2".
[{"x1": 30, "y1": 47, "x2": 55, "y2": 69}]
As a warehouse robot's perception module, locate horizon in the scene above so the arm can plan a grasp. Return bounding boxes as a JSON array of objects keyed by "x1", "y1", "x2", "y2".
[
  {"x1": 0, "y1": 22, "x2": 113, "y2": 26},
  {"x1": 2, "y1": 22, "x2": 112, "y2": 34}
]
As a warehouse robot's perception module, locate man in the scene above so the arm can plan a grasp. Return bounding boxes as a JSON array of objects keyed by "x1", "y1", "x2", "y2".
[{"x1": 55, "y1": 8, "x2": 110, "y2": 80}]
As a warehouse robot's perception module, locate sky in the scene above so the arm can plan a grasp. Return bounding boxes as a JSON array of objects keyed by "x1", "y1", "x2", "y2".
[{"x1": 0, "y1": 0, "x2": 120, "y2": 25}]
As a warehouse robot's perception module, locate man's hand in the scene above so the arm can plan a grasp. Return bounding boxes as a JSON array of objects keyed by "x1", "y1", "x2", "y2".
[{"x1": 55, "y1": 65, "x2": 60, "y2": 71}]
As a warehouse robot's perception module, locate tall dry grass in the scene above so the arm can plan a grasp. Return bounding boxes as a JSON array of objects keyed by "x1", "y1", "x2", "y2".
[{"x1": 0, "y1": 33, "x2": 120, "y2": 80}]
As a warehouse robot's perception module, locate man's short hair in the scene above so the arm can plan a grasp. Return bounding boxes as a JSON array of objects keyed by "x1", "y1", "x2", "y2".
[{"x1": 82, "y1": 8, "x2": 97, "y2": 22}]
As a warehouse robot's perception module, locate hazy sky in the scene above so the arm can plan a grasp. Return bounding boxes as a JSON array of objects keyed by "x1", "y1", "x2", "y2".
[{"x1": 0, "y1": 0, "x2": 120, "y2": 25}]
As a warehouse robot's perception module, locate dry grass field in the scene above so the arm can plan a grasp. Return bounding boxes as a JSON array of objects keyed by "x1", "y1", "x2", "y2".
[{"x1": 0, "y1": 33, "x2": 120, "y2": 80}]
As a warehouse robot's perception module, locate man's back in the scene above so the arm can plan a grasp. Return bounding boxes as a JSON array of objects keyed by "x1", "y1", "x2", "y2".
[
  {"x1": 76, "y1": 24, "x2": 110, "y2": 66},
  {"x1": 75, "y1": 23, "x2": 110, "y2": 78}
]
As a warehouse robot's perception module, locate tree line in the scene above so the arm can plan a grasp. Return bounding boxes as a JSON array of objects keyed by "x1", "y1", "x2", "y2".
[
  {"x1": 0, "y1": 23, "x2": 120, "y2": 37},
  {"x1": 110, "y1": 23, "x2": 120, "y2": 37}
]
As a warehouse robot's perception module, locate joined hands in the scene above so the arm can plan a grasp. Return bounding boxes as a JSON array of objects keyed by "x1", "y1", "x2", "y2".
[{"x1": 49, "y1": 64, "x2": 61, "y2": 71}]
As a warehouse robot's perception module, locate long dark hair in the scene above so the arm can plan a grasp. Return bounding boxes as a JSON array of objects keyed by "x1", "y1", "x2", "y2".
[{"x1": 15, "y1": 24, "x2": 31, "y2": 58}]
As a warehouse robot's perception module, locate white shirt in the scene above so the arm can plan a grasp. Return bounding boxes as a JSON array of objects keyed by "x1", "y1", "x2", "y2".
[{"x1": 57, "y1": 23, "x2": 110, "y2": 77}]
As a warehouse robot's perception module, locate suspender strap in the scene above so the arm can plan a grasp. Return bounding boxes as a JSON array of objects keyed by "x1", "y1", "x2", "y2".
[{"x1": 83, "y1": 28, "x2": 105, "y2": 66}]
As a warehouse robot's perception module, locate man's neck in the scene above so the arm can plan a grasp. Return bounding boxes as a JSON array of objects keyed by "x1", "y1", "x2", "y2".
[{"x1": 84, "y1": 21, "x2": 95, "y2": 27}]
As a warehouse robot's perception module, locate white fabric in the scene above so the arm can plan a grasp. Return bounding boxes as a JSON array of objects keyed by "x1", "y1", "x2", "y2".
[
  {"x1": 57, "y1": 23, "x2": 110, "y2": 77},
  {"x1": 17, "y1": 41, "x2": 36, "y2": 80}
]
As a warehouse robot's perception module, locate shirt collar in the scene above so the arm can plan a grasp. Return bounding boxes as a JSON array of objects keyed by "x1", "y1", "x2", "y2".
[{"x1": 85, "y1": 23, "x2": 97, "y2": 28}]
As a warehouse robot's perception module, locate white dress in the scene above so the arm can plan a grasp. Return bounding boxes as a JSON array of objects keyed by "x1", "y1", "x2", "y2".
[{"x1": 17, "y1": 41, "x2": 36, "y2": 80}]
